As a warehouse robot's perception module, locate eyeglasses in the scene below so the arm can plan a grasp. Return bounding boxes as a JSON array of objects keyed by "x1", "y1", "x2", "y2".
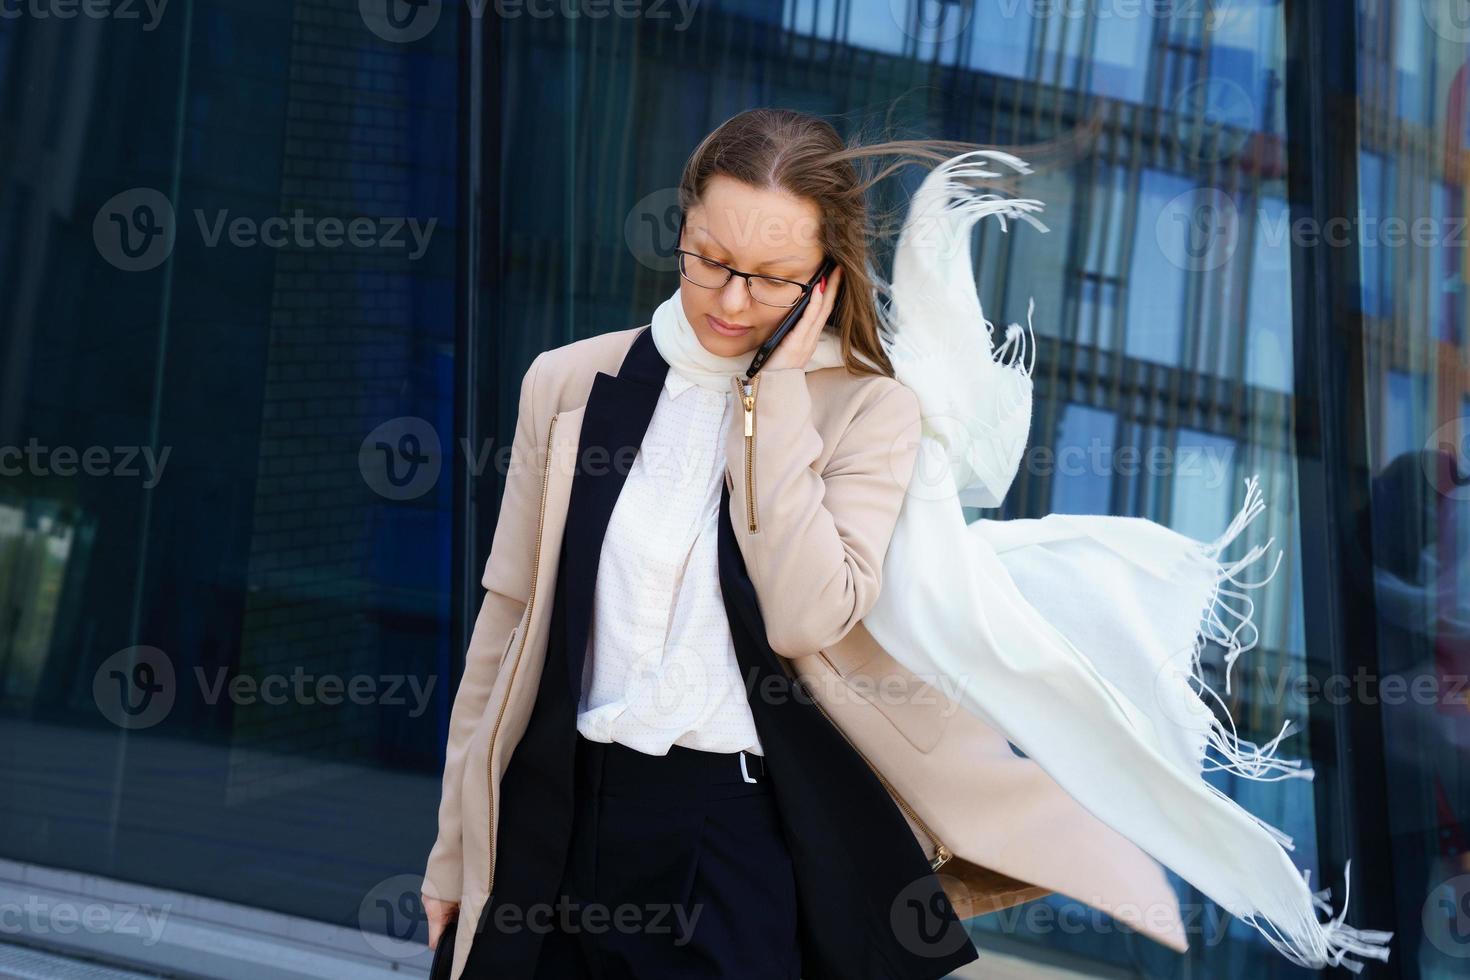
[{"x1": 674, "y1": 212, "x2": 821, "y2": 308}]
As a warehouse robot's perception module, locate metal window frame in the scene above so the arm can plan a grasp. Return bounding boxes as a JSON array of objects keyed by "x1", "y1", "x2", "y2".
[{"x1": 1282, "y1": 0, "x2": 1399, "y2": 966}]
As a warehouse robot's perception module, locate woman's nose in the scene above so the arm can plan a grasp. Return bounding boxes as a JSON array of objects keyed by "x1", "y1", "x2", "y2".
[{"x1": 718, "y1": 276, "x2": 753, "y2": 315}]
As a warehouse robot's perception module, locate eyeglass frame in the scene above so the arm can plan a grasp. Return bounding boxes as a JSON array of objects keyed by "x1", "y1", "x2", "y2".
[{"x1": 673, "y1": 211, "x2": 825, "y2": 309}]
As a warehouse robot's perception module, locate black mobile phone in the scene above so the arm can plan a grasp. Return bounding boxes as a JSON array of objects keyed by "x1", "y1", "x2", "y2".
[{"x1": 744, "y1": 256, "x2": 837, "y2": 380}]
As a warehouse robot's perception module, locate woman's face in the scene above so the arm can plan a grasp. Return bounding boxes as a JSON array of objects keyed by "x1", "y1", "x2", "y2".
[{"x1": 678, "y1": 175, "x2": 826, "y2": 357}]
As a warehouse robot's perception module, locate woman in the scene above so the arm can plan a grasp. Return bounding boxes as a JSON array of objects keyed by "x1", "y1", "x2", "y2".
[
  {"x1": 422, "y1": 106, "x2": 1396, "y2": 980},
  {"x1": 420, "y1": 109, "x2": 1011, "y2": 980}
]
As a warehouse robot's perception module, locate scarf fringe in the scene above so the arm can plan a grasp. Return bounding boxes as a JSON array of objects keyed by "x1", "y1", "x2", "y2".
[
  {"x1": 1194, "y1": 753, "x2": 1395, "y2": 971},
  {"x1": 1240, "y1": 861, "x2": 1395, "y2": 973},
  {"x1": 1178, "y1": 478, "x2": 1393, "y2": 970},
  {"x1": 875, "y1": 147, "x2": 1049, "y2": 371},
  {"x1": 1174, "y1": 473, "x2": 1311, "y2": 785},
  {"x1": 992, "y1": 296, "x2": 1037, "y2": 378}
]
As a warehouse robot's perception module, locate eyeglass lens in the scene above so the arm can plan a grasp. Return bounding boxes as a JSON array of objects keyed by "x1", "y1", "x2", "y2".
[{"x1": 678, "y1": 252, "x2": 806, "y2": 308}]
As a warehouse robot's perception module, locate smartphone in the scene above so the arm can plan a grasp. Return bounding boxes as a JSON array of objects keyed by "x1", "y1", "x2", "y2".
[{"x1": 744, "y1": 256, "x2": 837, "y2": 380}]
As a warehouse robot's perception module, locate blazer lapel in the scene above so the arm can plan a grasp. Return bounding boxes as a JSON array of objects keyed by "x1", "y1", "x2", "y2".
[{"x1": 559, "y1": 324, "x2": 668, "y2": 697}]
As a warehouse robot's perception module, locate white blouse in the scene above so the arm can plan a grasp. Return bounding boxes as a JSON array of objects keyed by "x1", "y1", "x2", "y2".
[{"x1": 574, "y1": 365, "x2": 765, "y2": 756}]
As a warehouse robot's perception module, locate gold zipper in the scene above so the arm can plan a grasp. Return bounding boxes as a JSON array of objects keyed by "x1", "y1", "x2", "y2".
[
  {"x1": 730, "y1": 372, "x2": 760, "y2": 532},
  {"x1": 722, "y1": 371, "x2": 948, "y2": 869},
  {"x1": 804, "y1": 667, "x2": 952, "y2": 872},
  {"x1": 487, "y1": 411, "x2": 558, "y2": 896}
]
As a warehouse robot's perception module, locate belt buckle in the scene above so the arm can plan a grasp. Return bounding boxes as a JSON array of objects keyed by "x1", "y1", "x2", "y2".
[{"x1": 738, "y1": 750, "x2": 763, "y2": 783}]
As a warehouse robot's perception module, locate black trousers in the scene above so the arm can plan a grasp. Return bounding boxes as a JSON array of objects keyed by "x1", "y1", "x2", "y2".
[{"x1": 529, "y1": 733, "x2": 801, "y2": 979}]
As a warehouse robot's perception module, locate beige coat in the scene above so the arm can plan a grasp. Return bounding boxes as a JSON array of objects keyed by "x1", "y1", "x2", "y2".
[{"x1": 423, "y1": 326, "x2": 1189, "y2": 980}]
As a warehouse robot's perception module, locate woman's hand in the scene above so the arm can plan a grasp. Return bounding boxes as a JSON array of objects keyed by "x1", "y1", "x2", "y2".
[
  {"x1": 764, "y1": 265, "x2": 842, "y2": 372},
  {"x1": 424, "y1": 894, "x2": 459, "y2": 950}
]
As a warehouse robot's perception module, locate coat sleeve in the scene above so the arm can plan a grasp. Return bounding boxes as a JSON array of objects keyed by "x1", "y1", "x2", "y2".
[
  {"x1": 422, "y1": 351, "x2": 548, "y2": 904},
  {"x1": 722, "y1": 366, "x2": 923, "y2": 658}
]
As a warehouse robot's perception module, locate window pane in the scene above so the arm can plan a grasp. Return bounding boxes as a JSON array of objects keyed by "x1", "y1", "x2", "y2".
[
  {"x1": 0, "y1": 2, "x2": 462, "y2": 936},
  {"x1": 1357, "y1": 3, "x2": 1470, "y2": 971}
]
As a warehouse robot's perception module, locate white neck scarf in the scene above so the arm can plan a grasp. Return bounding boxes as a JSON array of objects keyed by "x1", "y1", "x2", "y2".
[
  {"x1": 649, "y1": 287, "x2": 855, "y2": 390},
  {"x1": 862, "y1": 151, "x2": 1392, "y2": 972}
]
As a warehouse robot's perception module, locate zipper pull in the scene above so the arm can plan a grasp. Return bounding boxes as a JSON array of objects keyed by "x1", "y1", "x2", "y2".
[{"x1": 734, "y1": 374, "x2": 755, "y2": 436}]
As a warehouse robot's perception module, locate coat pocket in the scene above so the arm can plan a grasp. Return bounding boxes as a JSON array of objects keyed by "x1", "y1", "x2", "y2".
[{"x1": 816, "y1": 643, "x2": 872, "y2": 678}]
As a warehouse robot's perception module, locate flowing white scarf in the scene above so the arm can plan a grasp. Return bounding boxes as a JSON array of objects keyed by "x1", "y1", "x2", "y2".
[
  {"x1": 867, "y1": 150, "x2": 1391, "y2": 972},
  {"x1": 650, "y1": 150, "x2": 1394, "y2": 972}
]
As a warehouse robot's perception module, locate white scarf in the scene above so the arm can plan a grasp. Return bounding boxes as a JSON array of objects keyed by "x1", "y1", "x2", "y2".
[
  {"x1": 649, "y1": 288, "x2": 855, "y2": 389},
  {"x1": 865, "y1": 150, "x2": 1392, "y2": 972},
  {"x1": 654, "y1": 150, "x2": 1394, "y2": 973}
]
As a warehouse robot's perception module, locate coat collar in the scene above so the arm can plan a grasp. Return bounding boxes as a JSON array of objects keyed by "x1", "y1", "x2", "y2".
[{"x1": 558, "y1": 324, "x2": 670, "y2": 697}]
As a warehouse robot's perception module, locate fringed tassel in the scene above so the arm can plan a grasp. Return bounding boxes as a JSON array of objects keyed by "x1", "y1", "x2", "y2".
[
  {"x1": 1241, "y1": 861, "x2": 1395, "y2": 973},
  {"x1": 1184, "y1": 480, "x2": 1395, "y2": 968},
  {"x1": 1199, "y1": 474, "x2": 1285, "y2": 693},
  {"x1": 940, "y1": 186, "x2": 1049, "y2": 236},
  {"x1": 1172, "y1": 473, "x2": 1310, "y2": 784},
  {"x1": 1193, "y1": 785, "x2": 1394, "y2": 971},
  {"x1": 993, "y1": 297, "x2": 1037, "y2": 378},
  {"x1": 876, "y1": 148, "x2": 1045, "y2": 445},
  {"x1": 1200, "y1": 717, "x2": 1311, "y2": 783},
  {"x1": 987, "y1": 298, "x2": 1036, "y2": 427}
]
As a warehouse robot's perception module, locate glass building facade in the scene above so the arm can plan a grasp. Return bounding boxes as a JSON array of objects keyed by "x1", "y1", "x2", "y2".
[{"x1": 0, "y1": 1, "x2": 1465, "y2": 977}]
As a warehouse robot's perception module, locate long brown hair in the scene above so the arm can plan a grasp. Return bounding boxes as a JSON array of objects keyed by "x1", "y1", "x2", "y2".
[{"x1": 676, "y1": 107, "x2": 1098, "y2": 379}]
